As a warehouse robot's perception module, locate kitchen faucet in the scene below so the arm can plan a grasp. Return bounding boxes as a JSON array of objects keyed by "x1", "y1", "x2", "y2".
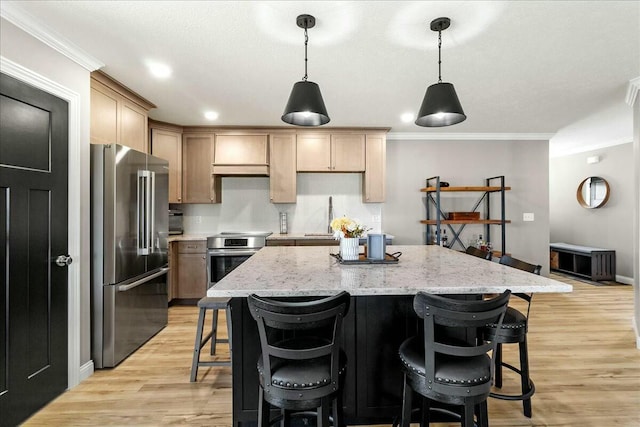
[{"x1": 328, "y1": 196, "x2": 333, "y2": 234}]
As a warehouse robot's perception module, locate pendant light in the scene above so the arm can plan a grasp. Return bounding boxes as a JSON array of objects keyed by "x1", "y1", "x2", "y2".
[
  {"x1": 281, "y1": 14, "x2": 330, "y2": 126},
  {"x1": 415, "y1": 17, "x2": 466, "y2": 127}
]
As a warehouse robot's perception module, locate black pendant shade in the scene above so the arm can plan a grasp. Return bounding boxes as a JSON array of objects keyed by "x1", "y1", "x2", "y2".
[
  {"x1": 281, "y1": 80, "x2": 330, "y2": 126},
  {"x1": 282, "y1": 14, "x2": 330, "y2": 127},
  {"x1": 415, "y1": 82, "x2": 466, "y2": 127},
  {"x1": 415, "y1": 17, "x2": 466, "y2": 127}
]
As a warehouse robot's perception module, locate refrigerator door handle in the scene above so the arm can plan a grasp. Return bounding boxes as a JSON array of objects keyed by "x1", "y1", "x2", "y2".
[
  {"x1": 118, "y1": 267, "x2": 169, "y2": 292},
  {"x1": 149, "y1": 170, "x2": 156, "y2": 252},
  {"x1": 138, "y1": 170, "x2": 151, "y2": 255}
]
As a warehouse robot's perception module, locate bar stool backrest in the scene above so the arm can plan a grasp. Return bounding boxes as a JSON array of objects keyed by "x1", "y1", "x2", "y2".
[
  {"x1": 465, "y1": 246, "x2": 492, "y2": 260},
  {"x1": 248, "y1": 291, "x2": 350, "y2": 401},
  {"x1": 498, "y1": 255, "x2": 541, "y2": 308},
  {"x1": 413, "y1": 291, "x2": 511, "y2": 397}
]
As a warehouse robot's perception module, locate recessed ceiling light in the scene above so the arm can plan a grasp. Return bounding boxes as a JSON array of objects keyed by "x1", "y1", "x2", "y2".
[
  {"x1": 204, "y1": 111, "x2": 219, "y2": 120},
  {"x1": 146, "y1": 62, "x2": 172, "y2": 79},
  {"x1": 401, "y1": 112, "x2": 414, "y2": 123}
]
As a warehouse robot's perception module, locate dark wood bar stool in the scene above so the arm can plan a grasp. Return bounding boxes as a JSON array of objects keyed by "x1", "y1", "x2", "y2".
[
  {"x1": 484, "y1": 255, "x2": 541, "y2": 417},
  {"x1": 190, "y1": 296, "x2": 232, "y2": 382},
  {"x1": 248, "y1": 292, "x2": 350, "y2": 427},
  {"x1": 399, "y1": 290, "x2": 511, "y2": 427}
]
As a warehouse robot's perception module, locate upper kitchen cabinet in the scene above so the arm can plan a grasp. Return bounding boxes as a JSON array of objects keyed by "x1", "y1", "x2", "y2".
[
  {"x1": 182, "y1": 133, "x2": 221, "y2": 203},
  {"x1": 296, "y1": 133, "x2": 365, "y2": 172},
  {"x1": 213, "y1": 133, "x2": 269, "y2": 175},
  {"x1": 269, "y1": 133, "x2": 297, "y2": 203},
  {"x1": 90, "y1": 71, "x2": 155, "y2": 153},
  {"x1": 363, "y1": 134, "x2": 386, "y2": 203},
  {"x1": 150, "y1": 121, "x2": 183, "y2": 203}
]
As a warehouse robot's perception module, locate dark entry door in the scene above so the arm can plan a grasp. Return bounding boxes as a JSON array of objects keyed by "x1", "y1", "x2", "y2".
[{"x1": 0, "y1": 72, "x2": 69, "y2": 426}]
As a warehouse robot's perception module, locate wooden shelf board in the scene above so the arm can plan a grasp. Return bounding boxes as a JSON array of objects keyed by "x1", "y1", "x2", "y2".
[
  {"x1": 420, "y1": 186, "x2": 511, "y2": 193},
  {"x1": 420, "y1": 219, "x2": 511, "y2": 225}
]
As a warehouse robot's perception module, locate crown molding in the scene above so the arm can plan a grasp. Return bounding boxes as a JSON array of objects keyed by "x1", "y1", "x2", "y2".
[
  {"x1": 625, "y1": 76, "x2": 640, "y2": 106},
  {"x1": 0, "y1": 2, "x2": 104, "y2": 71},
  {"x1": 386, "y1": 132, "x2": 554, "y2": 141}
]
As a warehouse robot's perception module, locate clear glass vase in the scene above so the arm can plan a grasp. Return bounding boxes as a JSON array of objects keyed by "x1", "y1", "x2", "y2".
[{"x1": 340, "y1": 237, "x2": 360, "y2": 261}]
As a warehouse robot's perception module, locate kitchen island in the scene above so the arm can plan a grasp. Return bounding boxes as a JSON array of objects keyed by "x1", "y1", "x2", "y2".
[{"x1": 207, "y1": 245, "x2": 571, "y2": 426}]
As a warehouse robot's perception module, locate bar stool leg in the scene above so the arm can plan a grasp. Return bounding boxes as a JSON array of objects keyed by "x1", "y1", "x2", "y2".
[
  {"x1": 190, "y1": 306, "x2": 207, "y2": 382},
  {"x1": 401, "y1": 374, "x2": 413, "y2": 427},
  {"x1": 520, "y1": 338, "x2": 532, "y2": 417},
  {"x1": 226, "y1": 305, "x2": 233, "y2": 360},
  {"x1": 211, "y1": 308, "x2": 219, "y2": 355},
  {"x1": 494, "y1": 342, "x2": 503, "y2": 388}
]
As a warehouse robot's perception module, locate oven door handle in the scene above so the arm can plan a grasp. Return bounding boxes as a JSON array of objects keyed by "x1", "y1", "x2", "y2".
[{"x1": 208, "y1": 250, "x2": 259, "y2": 257}]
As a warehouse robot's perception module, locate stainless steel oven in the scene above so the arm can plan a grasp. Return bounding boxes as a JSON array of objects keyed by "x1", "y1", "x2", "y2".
[{"x1": 206, "y1": 232, "x2": 272, "y2": 288}]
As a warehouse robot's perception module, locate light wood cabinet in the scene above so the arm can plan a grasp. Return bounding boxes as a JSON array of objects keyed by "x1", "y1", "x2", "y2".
[
  {"x1": 297, "y1": 133, "x2": 365, "y2": 172},
  {"x1": 363, "y1": 134, "x2": 386, "y2": 202},
  {"x1": 150, "y1": 126, "x2": 183, "y2": 203},
  {"x1": 213, "y1": 133, "x2": 269, "y2": 175},
  {"x1": 269, "y1": 133, "x2": 297, "y2": 203},
  {"x1": 90, "y1": 71, "x2": 154, "y2": 153},
  {"x1": 176, "y1": 241, "x2": 207, "y2": 299},
  {"x1": 182, "y1": 133, "x2": 221, "y2": 203},
  {"x1": 296, "y1": 134, "x2": 331, "y2": 171},
  {"x1": 331, "y1": 134, "x2": 365, "y2": 171}
]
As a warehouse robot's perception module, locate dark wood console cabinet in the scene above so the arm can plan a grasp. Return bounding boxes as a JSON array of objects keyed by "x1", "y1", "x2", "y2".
[{"x1": 550, "y1": 242, "x2": 616, "y2": 281}]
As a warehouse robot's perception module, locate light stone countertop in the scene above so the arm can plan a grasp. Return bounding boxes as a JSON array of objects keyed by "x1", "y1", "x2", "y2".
[{"x1": 207, "y1": 245, "x2": 572, "y2": 297}]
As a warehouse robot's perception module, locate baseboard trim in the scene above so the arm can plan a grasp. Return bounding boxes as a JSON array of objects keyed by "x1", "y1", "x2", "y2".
[
  {"x1": 616, "y1": 275, "x2": 634, "y2": 285},
  {"x1": 78, "y1": 361, "x2": 94, "y2": 384}
]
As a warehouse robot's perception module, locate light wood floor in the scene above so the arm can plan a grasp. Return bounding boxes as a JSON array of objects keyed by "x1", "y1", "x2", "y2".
[{"x1": 23, "y1": 275, "x2": 640, "y2": 426}]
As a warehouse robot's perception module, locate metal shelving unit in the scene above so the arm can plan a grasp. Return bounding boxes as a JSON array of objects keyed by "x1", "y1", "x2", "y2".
[{"x1": 420, "y1": 176, "x2": 511, "y2": 255}]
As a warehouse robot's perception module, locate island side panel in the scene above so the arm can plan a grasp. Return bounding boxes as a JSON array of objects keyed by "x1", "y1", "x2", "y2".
[{"x1": 355, "y1": 295, "x2": 418, "y2": 421}]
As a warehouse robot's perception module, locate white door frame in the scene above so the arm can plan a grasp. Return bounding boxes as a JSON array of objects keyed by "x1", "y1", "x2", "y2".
[{"x1": 1, "y1": 56, "x2": 82, "y2": 388}]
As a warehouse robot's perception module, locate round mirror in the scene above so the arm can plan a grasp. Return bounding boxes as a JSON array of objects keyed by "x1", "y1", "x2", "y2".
[{"x1": 577, "y1": 176, "x2": 610, "y2": 209}]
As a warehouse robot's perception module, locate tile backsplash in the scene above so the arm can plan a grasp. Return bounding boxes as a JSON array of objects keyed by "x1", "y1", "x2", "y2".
[{"x1": 182, "y1": 173, "x2": 383, "y2": 235}]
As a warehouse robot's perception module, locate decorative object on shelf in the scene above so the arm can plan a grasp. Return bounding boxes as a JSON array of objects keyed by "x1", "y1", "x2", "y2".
[
  {"x1": 331, "y1": 216, "x2": 370, "y2": 261},
  {"x1": 415, "y1": 17, "x2": 466, "y2": 127},
  {"x1": 281, "y1": 14, "x2": 330, "y2": 126}
]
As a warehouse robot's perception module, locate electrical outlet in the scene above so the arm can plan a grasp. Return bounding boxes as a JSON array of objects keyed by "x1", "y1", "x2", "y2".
[
  {"x1": 372, "y1": 214, "x2": 381, "y2": 223},
  {"x1": 523, "y1": 213, "x2": 534, "y2": 222},
  {"x1": 195, "y1": 216, "x2": 202, "y2": 224}
]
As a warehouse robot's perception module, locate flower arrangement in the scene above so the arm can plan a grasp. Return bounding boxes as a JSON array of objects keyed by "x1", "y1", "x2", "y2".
[{"x1": 330, "y1": 216, "x2": 370, "y2": 239}]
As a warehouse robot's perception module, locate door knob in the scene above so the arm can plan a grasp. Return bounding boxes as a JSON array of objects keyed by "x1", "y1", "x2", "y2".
[{"x1": 55, "y1": 255, "x2": 73, "y2": 267}]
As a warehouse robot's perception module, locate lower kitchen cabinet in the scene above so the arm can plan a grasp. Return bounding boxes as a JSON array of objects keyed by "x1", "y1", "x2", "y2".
[{"x1": 175, "y1": 240, "x2": 208, "y2": 300}]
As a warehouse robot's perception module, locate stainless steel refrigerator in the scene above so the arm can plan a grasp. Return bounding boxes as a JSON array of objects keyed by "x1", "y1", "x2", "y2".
[{"x1": 90, "y1": 144, "x2": 169, "y2": 368}]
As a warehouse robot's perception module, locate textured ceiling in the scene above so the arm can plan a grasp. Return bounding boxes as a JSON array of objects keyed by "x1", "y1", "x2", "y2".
[{"x1": 3, "y1": 1, "x2": 639, "y2": 142}]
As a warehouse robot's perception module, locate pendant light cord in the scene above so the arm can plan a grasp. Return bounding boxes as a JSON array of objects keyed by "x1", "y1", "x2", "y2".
[
  {"x1": 437, "y1": 29, "x2": 442, "y2": 83},
  {"x1": 303, "y1": 27, "x2": 309, "y2": 81}
]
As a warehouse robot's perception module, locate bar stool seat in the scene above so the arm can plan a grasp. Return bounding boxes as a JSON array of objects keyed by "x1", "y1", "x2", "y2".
[{"x1": 190, "y1": 296, "x2": 232, "y2": 382}]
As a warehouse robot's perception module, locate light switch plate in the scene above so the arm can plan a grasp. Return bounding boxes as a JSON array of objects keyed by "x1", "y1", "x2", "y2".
[
  {"x1": 523, "y1": 213, "x2": 534, "y2": 222},
  {"x1": 372, "y1": 214, "x2": 381, "y2": 223}
]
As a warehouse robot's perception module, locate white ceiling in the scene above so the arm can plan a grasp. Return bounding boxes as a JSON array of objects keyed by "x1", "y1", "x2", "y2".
[{"x1": 3, "y1": 1, "x2": 639, "y2": 149}]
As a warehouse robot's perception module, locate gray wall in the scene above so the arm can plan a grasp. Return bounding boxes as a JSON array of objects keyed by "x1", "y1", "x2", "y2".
[
  {"x1": 384, "y1": 139, "x2": 551, "y2": 274},
  {"x1": 1, "y1": 19, "x2": 92, "y2": 365},
  {"x1": 549, "y1": 143, "x2": 635, "y2": 280}
]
